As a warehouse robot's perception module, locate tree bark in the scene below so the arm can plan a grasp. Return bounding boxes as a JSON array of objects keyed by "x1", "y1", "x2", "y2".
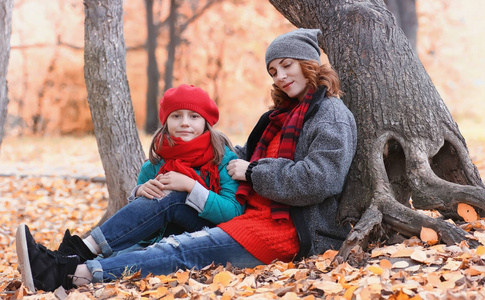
[
  {"x1": 84, "y1": 0, "x2": 146, "y2": 227},
  {"x1": 0, "y1": 0, "x2": 14, "y2": 148},
  {"x1": 144, "y1": 0, "x2": 160, "y2": 135},
  {"x1": 268, "y1": 0, "x2": 485, "y2": 259}
]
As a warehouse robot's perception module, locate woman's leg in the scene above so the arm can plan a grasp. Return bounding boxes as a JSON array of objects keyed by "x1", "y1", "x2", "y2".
[
  {"x1": 85, "y1": 227, "x2": 262, "y2": 283},
  {"x1": 90, "y1": 191, "x2": 215, "y2": 257}
]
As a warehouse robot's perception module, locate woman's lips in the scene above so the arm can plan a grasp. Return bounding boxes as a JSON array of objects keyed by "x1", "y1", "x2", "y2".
[{"x1": 283, "y1": 82, "x2": 292, "y2": 89}]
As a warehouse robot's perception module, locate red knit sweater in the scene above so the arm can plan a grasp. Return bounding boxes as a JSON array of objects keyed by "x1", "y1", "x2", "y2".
[{"x1": 218, "y1": 132, "x2": 299, "y2": 264}]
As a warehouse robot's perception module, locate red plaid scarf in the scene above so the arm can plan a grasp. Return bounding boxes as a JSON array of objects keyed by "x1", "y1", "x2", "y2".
[
  {"x1": 154, "y1": 131, "x2": 221, "y2": 194},
  {"x1": 236, "y1": 90, "x2": 314, "y2": 220}
]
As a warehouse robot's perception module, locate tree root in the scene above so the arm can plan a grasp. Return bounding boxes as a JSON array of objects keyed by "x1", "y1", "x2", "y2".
[{"x1": 337, "y1": 135, "x2": 485, "y2": 262}]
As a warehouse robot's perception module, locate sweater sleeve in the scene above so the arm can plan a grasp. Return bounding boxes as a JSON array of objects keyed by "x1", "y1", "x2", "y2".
[
  {"x1": 137, "y1": 160, "x2": 162, "y2": 185},
  {"x1": 234, "y1": 143, "x2": 247, "y2": 160},
  {"x1": 196, "y1": 147, "x2": 243, "y2": 224},
  {"x1": 250, "y1": 99, "x2": 357, "y2": 207},
  {"x1": 126, "y1": 160, "x2": 162, "y2": 202}
]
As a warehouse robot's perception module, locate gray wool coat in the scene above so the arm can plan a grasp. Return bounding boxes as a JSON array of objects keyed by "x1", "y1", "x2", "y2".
[{"x1": 235, "y1": 87, "x2": 357, "y2": 259}]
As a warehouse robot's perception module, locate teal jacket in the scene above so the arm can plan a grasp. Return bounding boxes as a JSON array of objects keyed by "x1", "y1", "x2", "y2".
[{"x1": 134, "y1": 146, "x2": 242, "y2": 224}]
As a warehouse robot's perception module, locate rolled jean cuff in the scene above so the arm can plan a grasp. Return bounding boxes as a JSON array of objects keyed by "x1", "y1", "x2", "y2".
[
  {"x1": 91, "y1": 227, "x2": 113, "y2": 257},
  {"x1": 85, "y1": 259, "x2": 104, "y2": 283}
]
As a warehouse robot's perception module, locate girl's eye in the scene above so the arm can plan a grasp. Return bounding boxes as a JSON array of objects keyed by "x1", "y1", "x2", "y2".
[
  {"x1": 283, "y1": 63, "x2": 291, "y2": 68},
  {"x1": 190, "y1": 114, "x2": 201, "y2": 119},
  {"x1": 171, "y1": 114, "x2": 180, "y2": 118}
]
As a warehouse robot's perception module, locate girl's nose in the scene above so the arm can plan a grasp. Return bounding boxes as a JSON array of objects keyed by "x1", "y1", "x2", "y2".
[{"x1": 180, "y1": 115, "x2": 190, "y2": 126}]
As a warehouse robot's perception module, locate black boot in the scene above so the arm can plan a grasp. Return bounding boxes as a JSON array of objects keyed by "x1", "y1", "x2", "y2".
[
  {"x1": 58, "y1": 230, "x2": 97, "y2": 262},
  {"x1": 16, "y1": 224, "x2": 80, "y2": 292}
]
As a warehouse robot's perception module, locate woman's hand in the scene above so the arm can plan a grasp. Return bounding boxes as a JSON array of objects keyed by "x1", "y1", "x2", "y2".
[
  {"x1": 157, "y1": 171, "x2": 196, "y2": 193},
  {"x1": 227, "y1": 159, "x2": 250, "y2": 181}
]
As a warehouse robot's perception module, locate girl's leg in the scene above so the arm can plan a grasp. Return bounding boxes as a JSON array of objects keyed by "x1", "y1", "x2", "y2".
[
  {"x1": 90, "y1": 191, "x2": 215, "y2": 257},
  {"x1": 85, "y1": 227, "x2": 263, "y2": 283}
]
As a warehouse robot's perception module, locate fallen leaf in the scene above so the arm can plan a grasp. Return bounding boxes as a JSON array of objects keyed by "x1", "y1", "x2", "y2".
[
  {"x1": 420, "y1": 227, "x2": 439, "y2": 245},
  {"x1": 391, "y1": 248, "x2": 415, "y2": 258},
  {"x1": 476, "y1": 245, "x2": 485, "y2": 256},
  {"x1": 213, "y1": 271, "x2": 235, "y2": 287},
  {"x1": 457, "y1": 203, "x2": 478, "y2": 222},
  {"x1": 380, "y1": 258, "x2": 393, "y2": 269},
  {"x1": 410, "y1": 249, "x2": 429, "y2": 263},
  {"x1": 392, "y1": 261, "x2": 410, "y2": 269},
  {"x1": 367, "y1": 265, "x2": 384, "y2": 275}
]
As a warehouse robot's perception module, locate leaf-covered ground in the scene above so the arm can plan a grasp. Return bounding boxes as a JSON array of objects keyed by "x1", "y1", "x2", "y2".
[{"x1": 1, "y1": 136, "x2": 485, "y2": 299}]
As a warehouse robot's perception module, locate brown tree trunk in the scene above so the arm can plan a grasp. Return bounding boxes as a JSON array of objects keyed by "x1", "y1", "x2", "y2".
[
  {"x1": 84, "y1": 0, "x2": 146, "y2": 227},
  {"x1": 144, "y1": 0, "x2": 160, "y2": 135},
  {"x1": 163, "y1": 0, "x2": 179, "y2": 94},
  {"x1": 268, "y1": 0, "x2": 485, "y2": 260},
  {"x1": 0, "y1": 0, "x2": 14, "y2": 148}
]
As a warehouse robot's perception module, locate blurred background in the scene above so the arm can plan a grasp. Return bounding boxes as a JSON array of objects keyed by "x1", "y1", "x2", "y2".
[{"x1": 2, "y1": 0, "x2": 485, "y2": 147}]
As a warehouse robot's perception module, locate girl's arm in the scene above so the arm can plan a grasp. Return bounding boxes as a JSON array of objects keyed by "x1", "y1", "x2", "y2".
[
  {"x1": 186, "y1": 147, "x2": 243, "y2": 224},
  {"x1": 128, "y1": 160, "x2": 161, "y2": 202}
]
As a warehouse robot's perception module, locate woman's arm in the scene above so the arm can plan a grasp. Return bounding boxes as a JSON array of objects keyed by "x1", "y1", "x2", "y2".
[{"x1": 250, "y1": 100, "x2": 357, "y2": 206}]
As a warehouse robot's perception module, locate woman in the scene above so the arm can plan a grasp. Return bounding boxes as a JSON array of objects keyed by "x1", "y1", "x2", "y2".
[{"x1": 16, "y1": 28, "x2": 357, "y2": 292}]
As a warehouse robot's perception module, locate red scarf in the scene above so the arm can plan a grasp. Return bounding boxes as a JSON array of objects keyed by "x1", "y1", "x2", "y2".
[
  {"x1": 154, "y1": 131, "x2": 221, "y2": 194},
  {"x1": 236, "y1": 90, "x2": 314, "y2": 220}
]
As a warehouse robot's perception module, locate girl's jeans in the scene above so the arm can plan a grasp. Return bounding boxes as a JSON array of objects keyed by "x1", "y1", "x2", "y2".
[{"x1": 85, "y1": 192, "x2": 262, "y2": 282}]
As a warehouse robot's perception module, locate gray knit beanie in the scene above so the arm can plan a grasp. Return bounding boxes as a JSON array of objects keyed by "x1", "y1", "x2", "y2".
[{"x1": 265, "y1": 28, "x2": 322, "y2": 71}]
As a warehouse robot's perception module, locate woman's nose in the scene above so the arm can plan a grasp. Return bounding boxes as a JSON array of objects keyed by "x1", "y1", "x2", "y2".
[{"x1": 276, "y1": 71, "x2": 287, "y2": 82}]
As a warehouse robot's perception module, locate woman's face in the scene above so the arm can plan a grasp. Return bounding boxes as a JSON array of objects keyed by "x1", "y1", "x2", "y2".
[
  {"x1": 268, "y1": 58, "x2": 308, "y2": 102},
  {"x1": 166, "y1": 109, "x2": 206, "y2": 142}
]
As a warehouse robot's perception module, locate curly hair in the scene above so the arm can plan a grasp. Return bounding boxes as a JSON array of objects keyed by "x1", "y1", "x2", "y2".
[{"x1": 270, "y1": 60, "x2": 343, "y2": 109}]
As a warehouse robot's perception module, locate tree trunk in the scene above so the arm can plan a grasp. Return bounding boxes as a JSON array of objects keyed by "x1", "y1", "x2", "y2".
[
  {"x1": 163, "y1": 0, "x2": 179, "y2": 94},
  {"x1": 384, "y1": 0, "x2": 417, "y2": 51},
  {"x1": 144, "y1": 0, "x2": 160, "y2": 135},
  {"x1": 84, "y1": 0, "x2": 146, "y2": 227},
  {"x1": 268, "y1": 0, "x2": 485, "y2": 260},
  {"x1": 0, "y1": 0, "x2": 14, "y2": 148}
]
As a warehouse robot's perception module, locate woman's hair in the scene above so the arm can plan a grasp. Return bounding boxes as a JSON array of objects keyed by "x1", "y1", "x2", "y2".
[
  {"x1": 148, "y1": 122, "x2": 234, "y2": 165},
  {"x1": 270, "y1": 60, "x2": 343, "y2": 109}
]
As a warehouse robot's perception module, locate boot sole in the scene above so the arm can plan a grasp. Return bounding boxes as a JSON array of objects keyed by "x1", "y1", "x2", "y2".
[{"x1": 16, "y1": 224, "x2": 36, "y2": 292}]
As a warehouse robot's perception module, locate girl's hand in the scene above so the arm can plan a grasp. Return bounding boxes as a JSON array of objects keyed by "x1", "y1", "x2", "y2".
[
  {"x1": 157, "y1": 171, "x2": 196, "y2": 193},
  {"x1": 227, "y1": 159, "x2": 250, "y2": 181},
  {"x1": 136, "y1": 179, "x2": 167, "y2": 199}
]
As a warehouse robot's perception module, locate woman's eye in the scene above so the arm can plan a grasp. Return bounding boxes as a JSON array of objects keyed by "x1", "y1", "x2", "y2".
[{"x1": 283, "y1": 63, "x2": 291, "y2": 68}]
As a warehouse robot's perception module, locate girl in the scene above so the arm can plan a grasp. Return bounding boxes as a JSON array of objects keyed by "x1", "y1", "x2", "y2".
[
  {"x1": 16, "y1": 84, "x2": 242, "y2": 292},
  {"x1": 17, "y1": 28, "x2": 357, "y2": 292},
  {"x1": 125, "y1": 84, "x2": 242, "y2": 242}
]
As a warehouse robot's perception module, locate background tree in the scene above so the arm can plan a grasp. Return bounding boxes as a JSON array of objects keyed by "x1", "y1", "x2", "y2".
[
  {"x1": 144, "y1": 0, "x2": 161, "y2": 134},
  {"x1": 84, "y1": 0, "x2": 146, "y2": 226},
  {"x1": 268, "y1": 0, "x2": 485, "y2": 260},
  {"x1": 0, "y1": 0, "x2": 14, "y2": 148},
  {"x1": 144, "y1": 0, "x2": 221, "y2": 134},
  {"x1": 384, "y1": 0, "x2": 417, "y2": 51}
]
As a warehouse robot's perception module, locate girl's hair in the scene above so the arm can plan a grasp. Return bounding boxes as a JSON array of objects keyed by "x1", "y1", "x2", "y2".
[
  {"x1": 270, "y1": 60, "x2": 343, "y2": 109},
  {"x1": 148, "y1": 122, "x2": 234, "y2": 165}
]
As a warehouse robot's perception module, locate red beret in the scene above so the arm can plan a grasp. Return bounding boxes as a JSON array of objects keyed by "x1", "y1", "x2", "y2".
[{"x1": 159, "y1": 84, "x2": 219, "y2": 126}]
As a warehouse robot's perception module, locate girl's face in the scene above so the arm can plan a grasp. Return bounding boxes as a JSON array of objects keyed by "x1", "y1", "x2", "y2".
[
  {"x1": 166, "y1": 109, "x2": 206, "y2": 142},
  {"x1": 268, "y1": 58, "x2": 309, "y2": 102}
]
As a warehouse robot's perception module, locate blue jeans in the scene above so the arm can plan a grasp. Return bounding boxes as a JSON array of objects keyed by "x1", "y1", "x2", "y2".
[{"x1": 86, "y1": 192, "x2": 262, "y2": 282}]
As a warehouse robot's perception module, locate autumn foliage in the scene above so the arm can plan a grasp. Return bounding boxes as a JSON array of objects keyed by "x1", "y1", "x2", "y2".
[{"x1": 1, "y1": 136, "x2": 485, "y2": 299}]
